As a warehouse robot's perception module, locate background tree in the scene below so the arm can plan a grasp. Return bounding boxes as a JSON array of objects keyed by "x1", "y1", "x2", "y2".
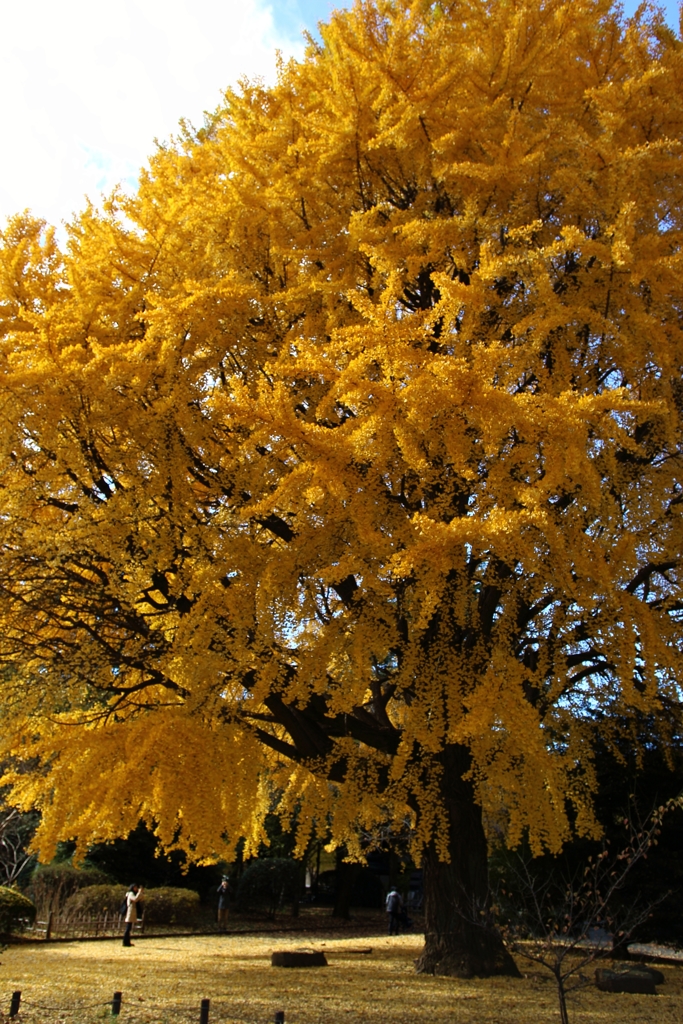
[
  {"x1": 0, "y1": 804, "x2": 37, "y2": 887},
  {"x1": 488, "y1": 719, "x2": 683, "y2": 947},
  {"x1": 0, "y1": 0, "x2": 682, "y2": 977},
  {"x1": 85, "y1": 822, "x2": 226, "y2": 902}
]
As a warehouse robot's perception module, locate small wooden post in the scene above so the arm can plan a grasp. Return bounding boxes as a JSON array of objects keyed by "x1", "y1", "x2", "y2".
[
  {"x1": 9, "y1": 991, "x2": 21, "y2": 1017},
  {"x1": 200, "y1": 998, "x2": 210, "y2": 1024},
  {"x1": 112, "y1": 991, "x2": 122, "y2": 1015},
  {"x1": 45, "y1": 911, "x2": 53, "y2": 941},
  {"x1": 275, "y1": 1012, "x2": 285, "y2": 1024}
]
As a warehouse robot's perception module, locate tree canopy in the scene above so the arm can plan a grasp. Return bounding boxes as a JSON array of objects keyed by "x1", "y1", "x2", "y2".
[{"x1": 0, "y1": 0, "x2": 682, "y2": 960}]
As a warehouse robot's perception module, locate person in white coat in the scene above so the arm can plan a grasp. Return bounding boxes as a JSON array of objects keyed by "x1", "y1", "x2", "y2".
[{"x1": 122, "y1": 884, "x2": 144, "y2": 947}]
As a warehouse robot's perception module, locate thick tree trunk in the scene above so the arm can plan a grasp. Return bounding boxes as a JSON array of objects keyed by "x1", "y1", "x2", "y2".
[{"x1": 415, "y1": 745, "x2": 520, "y2": 978}]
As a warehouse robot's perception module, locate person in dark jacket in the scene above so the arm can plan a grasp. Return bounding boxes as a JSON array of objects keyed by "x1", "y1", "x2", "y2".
[
  {"x1": 217, "y1": 877, "x2": 231, "y2": 931},
  {"x1": 385, "y1": 887, "x2": 403, "y2": 936}
]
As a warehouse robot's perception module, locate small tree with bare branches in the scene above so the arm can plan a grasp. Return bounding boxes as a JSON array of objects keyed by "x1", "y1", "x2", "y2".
[
  {"x1": 0, "y1": 804, "x2": 37, "y2": 888},
  {"x1": 496, "y1": 800, "x2": 679, "y2": 1024}
]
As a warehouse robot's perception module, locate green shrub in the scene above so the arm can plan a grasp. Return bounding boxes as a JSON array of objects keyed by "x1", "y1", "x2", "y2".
[
  {"x1": 63, "y1": 884, "x2": 200, "y2": 925},
  {"x1": 143, "y1": 887, "x2": 200, "y2": 925},
  {"x1": 0, "y1": 886, "x2": 36, "y2": 935},
  {"x1": 27, "y1": 863, "x2": 111, "y2": 915},
  {"x1": 235, "y1": 858, "x2": 302, "y2": 917},
  {"x1": 63, "y1": 884, "x2": 126, "y2": 917}
]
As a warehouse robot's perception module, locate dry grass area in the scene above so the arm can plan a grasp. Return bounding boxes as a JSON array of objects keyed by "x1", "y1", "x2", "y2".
[{"x1": 2, "y1": 931, "x2": 683, "y2": 1024}]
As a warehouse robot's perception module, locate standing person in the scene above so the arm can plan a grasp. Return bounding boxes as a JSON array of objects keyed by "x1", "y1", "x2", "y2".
[
  {"x1": 122, "y1": 883, "x2": 144, "y2": 947},
  {"x1": 216, "y1": 876, "x2": 231, "y2": 931},
  {"x1": 385, "y1": 887, "x2": 403, "y2": 936}
]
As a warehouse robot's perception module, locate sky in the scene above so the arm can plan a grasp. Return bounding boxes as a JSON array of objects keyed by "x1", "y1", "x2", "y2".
[{"x1": 0, "y1": 0, "x2": 680, "y2": 231}]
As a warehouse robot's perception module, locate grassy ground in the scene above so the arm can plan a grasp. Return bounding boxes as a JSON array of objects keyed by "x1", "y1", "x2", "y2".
[{"x1": 2, "y1": 929, "x2": 682, "y2": 1024}]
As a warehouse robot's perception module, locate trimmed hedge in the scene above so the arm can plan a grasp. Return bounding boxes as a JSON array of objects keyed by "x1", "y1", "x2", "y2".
[
  {"x1": 64, "y1": 885, "x2": 200, "y2": 925},
  {"x1": 235, "y1": 858, "x2": 302, "y2": 917},
  {"x1": 63, "y1": 884, "x2": 126, "y2": 917},
  {"x1": 0, "y1": 886, "x2": 36, "y2": 935},
  {"x1": 142, "y1": 887, "x2": 200, "y2": 925}
]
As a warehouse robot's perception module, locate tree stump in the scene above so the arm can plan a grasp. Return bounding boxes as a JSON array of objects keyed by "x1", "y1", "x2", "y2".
[
  {"x1": 595, "y1": 966, "x2": 663, "y2": 994},
  {"x1": 271, "y1": 951, "x2": 328, "y2": 968}
]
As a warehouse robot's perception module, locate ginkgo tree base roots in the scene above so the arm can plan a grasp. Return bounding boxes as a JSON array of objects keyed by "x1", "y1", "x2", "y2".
[
  {"x1": 415, "y1": 936, "x2": 519, "y2": 979},
  {"x1": 415, "y1": 748, "x2": 521, "y2": 979}
]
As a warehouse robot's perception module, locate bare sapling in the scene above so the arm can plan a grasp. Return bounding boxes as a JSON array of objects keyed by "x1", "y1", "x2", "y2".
[{"x1": 495, "y1": 799, "x2": 680, "y2": 1024}]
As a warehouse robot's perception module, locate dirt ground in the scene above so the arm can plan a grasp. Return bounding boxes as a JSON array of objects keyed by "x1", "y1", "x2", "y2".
[{"x1": 1, "y1": 931, "x2": 682, "y2": 1024}]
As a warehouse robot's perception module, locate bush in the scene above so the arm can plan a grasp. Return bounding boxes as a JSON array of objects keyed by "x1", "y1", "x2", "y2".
[
  {"x1": 63, "y1": 885, "x2": 200, "y2": 925},
  {"x1": 143, "y1": 887, "x2": 201, "y2": 925},
  {"x1": 27, "y1": 863, "x2": 111, "y2": 915},
  {"x1": 63, "y1": 884, "x2": 126, "y2": 917},
  {"x1": 236, "y1": 858, "x2": 302, "y2": 917},
  {"x1": 0, "y1": 886, "x2": 36, "y2": 935}
]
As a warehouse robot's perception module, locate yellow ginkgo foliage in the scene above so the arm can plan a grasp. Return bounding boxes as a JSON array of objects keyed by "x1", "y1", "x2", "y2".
[{"x1": 1, "y1": 0, "x2": 682, "y2": 977}]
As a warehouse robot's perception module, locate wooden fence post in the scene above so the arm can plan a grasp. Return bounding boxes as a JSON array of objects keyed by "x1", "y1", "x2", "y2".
[
  {"x1": 200, "y1": 998, "x2": 210, "y2": 1024},
  {"x1": 9, "y1": 991, "x2": 21, "y2": 1017},
  {"x1": 275, "y1": 1012, "x2": 285, "y2": 1024},
  {"x1": 112, "y1": 991, "x2": 122, "y2": 1015}
]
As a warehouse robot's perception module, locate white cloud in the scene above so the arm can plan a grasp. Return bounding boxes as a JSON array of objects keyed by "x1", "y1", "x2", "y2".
[{"x1": 0, "y1": 0, "x2": 305, "y2": 229}]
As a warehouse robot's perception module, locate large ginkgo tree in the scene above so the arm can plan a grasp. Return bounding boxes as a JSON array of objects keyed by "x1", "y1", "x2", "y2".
[{"x1": 1, "y1": 0, "x2": 682, "y2": 977}]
